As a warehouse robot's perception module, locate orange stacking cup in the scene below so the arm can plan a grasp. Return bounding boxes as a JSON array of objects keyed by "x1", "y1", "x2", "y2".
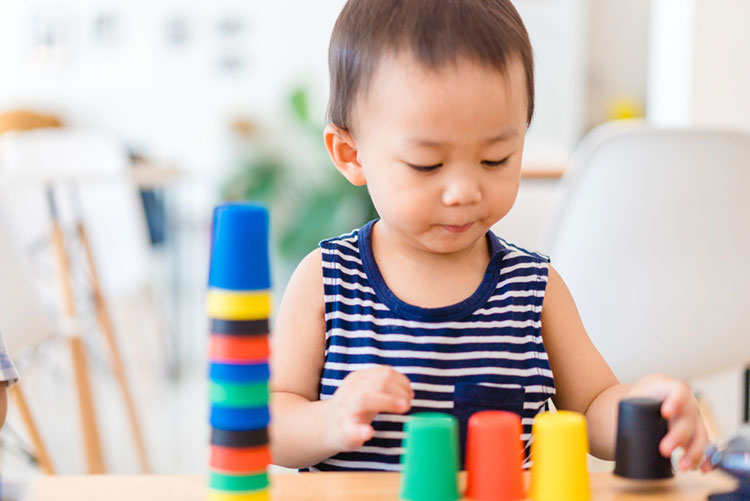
[
  {"x1": 209, "y1": 335, "x2": 270, "y2": 362},
  {"x1": 210, "y1": 444, "x2": 272, "y2": 473},
  {"x1": 465, "y1": 411, "x2": 525, "y2": 501}
]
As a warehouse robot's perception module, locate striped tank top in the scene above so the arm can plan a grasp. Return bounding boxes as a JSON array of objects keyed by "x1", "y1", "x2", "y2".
[{"x1": 311, "y1": 220, "x2": 555, "y2": 472}]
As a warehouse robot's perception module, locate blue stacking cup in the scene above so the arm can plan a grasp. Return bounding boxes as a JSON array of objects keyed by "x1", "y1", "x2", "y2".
[
  {"x1": 208, "y1": 203, "x2": 271, "y2": 291},
  {"x1": 210, "y1": 404, "x2": 271, "y2": 431},
  {"x1": 209, "y1": 362, "x2": 271, "y2": 384}
]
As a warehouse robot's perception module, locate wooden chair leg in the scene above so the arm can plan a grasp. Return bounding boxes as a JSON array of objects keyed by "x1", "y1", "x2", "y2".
[
  {"x1": 68, "y1": 336, "x2": 105, "y2": 474},
  {"x1": 76, "y1": 221, "x2": 151, "y2": 473},
  {"x1": 49, "y1": 199, "x2": 106, "y2": 474},
  {"x1": 9, "y1": 384, "x2": 55, "y2": 474}
]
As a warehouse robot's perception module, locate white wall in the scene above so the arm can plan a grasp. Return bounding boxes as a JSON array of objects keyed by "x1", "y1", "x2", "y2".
[
  {"x1": 691, "y1": 0, "x2": 750, "y2": 131},
  {"x1": 585, "y1": 0, "x2": 650, "y2": 129},
  {"x1": 649, "y1": 0, "x2": 750, "y2": 132},
  {"x1": 648, "y1": 0, "x2": 696, "y2": 126},
  {"x1": 0, "y1": 2, "x2": 589, "y2": 204},
  {"x1": 0, "y1": 1, "x2": 348, "y2": 222},
  {"x1": 514, "y1": 0, "x2": 587, "y2": 165}
]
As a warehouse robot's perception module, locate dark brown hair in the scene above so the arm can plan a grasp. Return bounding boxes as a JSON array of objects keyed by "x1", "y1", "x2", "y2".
[{"x1": 327, "y1": 0, "x2": 535, "y2": 132}]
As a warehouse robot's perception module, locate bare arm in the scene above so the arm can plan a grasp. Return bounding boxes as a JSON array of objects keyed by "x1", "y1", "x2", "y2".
[
  {"x1": 269, "y1": 249, "x2": 413, "y2": 469},
  {"x1": 269, "y1": 249, "x2": 337, "y2": 468}
]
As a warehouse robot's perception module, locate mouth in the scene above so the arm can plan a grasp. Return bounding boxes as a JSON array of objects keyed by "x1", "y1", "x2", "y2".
[{"x1": 440, "y1": 222, "x2": 473, "y2": 233}]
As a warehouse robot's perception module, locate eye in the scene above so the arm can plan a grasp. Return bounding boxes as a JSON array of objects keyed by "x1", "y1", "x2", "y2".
[
  {"x1": 408, "y1": 163, "x2": 442, "y2": 172},
  {"x1": 482, "y1": 157, "x2": 510, "y2": 167}
]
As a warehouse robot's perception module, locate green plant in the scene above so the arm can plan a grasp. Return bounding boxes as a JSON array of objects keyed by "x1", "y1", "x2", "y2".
[{"x1": 222, "y1": 87, "x2": 377, "y2": 266}]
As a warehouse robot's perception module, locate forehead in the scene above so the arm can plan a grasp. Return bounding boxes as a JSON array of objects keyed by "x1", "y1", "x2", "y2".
[{"x1": 352, "y1": 52, "x2": 528, "y2": 142}]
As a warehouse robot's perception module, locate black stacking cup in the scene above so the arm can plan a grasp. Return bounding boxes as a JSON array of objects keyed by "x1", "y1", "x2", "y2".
[{"x1": 614, "y1": 397, "x2": 674, "y2": 480}]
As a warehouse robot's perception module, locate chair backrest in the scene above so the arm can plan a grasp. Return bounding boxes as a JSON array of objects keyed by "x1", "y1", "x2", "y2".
[
  {"x1": 0, "y1": 128, "x2": 152, "y2": 298},
  {"x1": 0, "y1": 193, "x2": 57, "y2": 357},
  {"x1": 538, "y1": 121, "x2": 750, "y2": 383}
]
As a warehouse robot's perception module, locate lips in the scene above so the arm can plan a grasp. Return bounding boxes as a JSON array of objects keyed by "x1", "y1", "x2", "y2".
[{"x1": 440, "y1": 222, "x2": 473, "y2": 233}]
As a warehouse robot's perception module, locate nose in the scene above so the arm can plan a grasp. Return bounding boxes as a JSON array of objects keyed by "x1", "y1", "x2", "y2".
[{"x1": 441, "y1": 170, "x2": 482, "y2": 207}]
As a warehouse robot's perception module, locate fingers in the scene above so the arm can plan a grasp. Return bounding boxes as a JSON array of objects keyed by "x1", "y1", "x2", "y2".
[
  {"x1": 631, "y1": 374, "x2": 712, "y2": 472},
  {"x1": 340, "y1": 421, "x2": 374, "y2": 451},
  {"x1": 328, "y1": 365, "x2": 414, "y2": 451},
  {"x1": 700, "y1": 457, "x2": 714, "y2": 473},
  {"x1": 665, "y1": 412, "x2": 709, "y2": 471},
  {"x1": 344, "y1": 366, "x2": 415, "y2": 404},
  {"x1": 383, "y1": 380, "x2": 414, "y2": 403},
  {"x1": 349, "y1": 391, "x2": 411, "y2": 418},
  {"x1": 655, "y1": 382, "x2": 709, "y2": 470},
  {"x1": 660, "y1": 382, "x2": 691, "y2": 420},
  {"x1": 363, "y1": 366, "x2": 415, "y2": 401},
  {"x1": 339, "y1": 390, "x2": 410, "y2": 451},
  {"x1": 678, "y1": 424, "x2": 708, "y2": 470},
  {"x1": 660, "y1": 416, "x2": 695, "y2": 457}
]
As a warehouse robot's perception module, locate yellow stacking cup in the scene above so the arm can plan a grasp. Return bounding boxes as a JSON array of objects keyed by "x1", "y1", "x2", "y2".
[{"x1": 529, "y1": 411, "x2": 590, "y2": 501}]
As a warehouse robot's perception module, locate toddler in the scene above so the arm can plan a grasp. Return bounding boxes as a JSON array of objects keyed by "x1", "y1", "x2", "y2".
[{"x1": 269, "y1": 0, "x2": 709, "y2": 472}]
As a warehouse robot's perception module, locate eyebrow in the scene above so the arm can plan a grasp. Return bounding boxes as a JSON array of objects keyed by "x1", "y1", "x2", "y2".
[{"x1": 405, "y1": 129, "x2": 519, "y2": 148}]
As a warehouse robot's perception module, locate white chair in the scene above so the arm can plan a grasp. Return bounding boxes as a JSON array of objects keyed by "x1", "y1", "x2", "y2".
[
  {"x1": 0, "y1": 194, "x2": 57, "y2": 473},
  {"x1": 0, "y1": 127, "x2": 154, "y2": 473},
  {"x1": 538, "y1": 121, "x2": 750, "y2": 424},
  {"x1": 0, "y1": 128, "x2": 152, "y2": 298}
]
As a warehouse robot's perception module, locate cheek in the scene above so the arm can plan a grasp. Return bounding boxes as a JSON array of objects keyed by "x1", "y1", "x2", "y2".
[
  {"x1": 367, "y1": 174, "x2": 430, "y2": 221},
  {"x1": 495, "y1": 178, "x2": 521, "y2": 211}
]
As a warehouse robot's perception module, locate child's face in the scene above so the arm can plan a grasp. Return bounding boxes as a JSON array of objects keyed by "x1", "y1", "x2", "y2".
[{"x1": 332, "y1": 52, "x2": 528, "y2": 256}]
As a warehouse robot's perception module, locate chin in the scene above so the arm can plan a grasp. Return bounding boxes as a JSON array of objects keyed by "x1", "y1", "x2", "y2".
[{"x1": 423, "y1": 233, "x2": 485, "y2": 255}]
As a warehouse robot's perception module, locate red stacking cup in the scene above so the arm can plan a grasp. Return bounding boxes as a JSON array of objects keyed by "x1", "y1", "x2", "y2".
[{"x1": 465, "y1": 411, "x2": 525, "y2": 501}]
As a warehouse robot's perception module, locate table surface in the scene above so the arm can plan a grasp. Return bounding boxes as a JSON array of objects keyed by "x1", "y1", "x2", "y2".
[{"x1": 29, "y1": 471, "x2": 738, "y2": 501}]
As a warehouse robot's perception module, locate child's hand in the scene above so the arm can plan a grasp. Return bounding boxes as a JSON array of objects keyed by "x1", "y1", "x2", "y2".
[
  {"x1": 628, "y1": 374, "x2": 711, "y2": 472},
  {"x1": 325, "y1": 365, "x2": 414, "y2": 452}
]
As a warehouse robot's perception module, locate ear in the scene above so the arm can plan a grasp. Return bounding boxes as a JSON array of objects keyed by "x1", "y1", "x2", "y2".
[{"x1": 324, "y1": 124, "x2": 366, "y2": 186}]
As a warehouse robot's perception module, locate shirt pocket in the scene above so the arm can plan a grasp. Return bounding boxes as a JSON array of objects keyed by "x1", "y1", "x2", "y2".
[{"x1": 453, "y1": 382, "x2": 525, "y2": 468}]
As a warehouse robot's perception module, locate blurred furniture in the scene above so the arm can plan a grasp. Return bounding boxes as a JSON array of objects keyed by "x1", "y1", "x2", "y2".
[
  {"x1": 538, "y1": 121, "x2": 750, "y2": 428},
  {"x1": 0, "y1": 196, "x2": 57, "y2": 474},
  {"x1": 0, "y1": 110, "x2": 62, "y2": 135},
  {"x1": 0, "y1": 127, "x2": 156, "y2": 473},
  {"x1": 28, "y1": 471, "x2": 738, "y2": 501},
  {"x1": 521, "y1": 162, "x2": 566, "y2": 180}
]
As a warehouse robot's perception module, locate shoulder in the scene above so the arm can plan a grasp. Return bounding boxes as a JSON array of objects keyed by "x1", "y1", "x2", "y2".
[
  {"x1": 271, "y1": 248, "x2": 327, "y2": 399},
  {"x1": 540, "y1": 264, "x2": 581, "y2": 332},
  {"x1": 490, "y1": 232, "x2": 549, "y2": 263},
  {"x1": 542, "y1": 265, "x2": 567, "y2": 303},
  {"x1": 273, "y1": 249, "x2": 325, "y2": 353},
  {"x1": 491, "y1": 233, "x2": 550, "y2": 264},
  {"x1": 319, "y1": 227, "x2": 362, "y2": 254},
  {"x1": 283, "y1": 222, "x2": 366, "y2": 304},
  {"x1": 286, "y1": 248, "x2": 324, "y2": 296}
]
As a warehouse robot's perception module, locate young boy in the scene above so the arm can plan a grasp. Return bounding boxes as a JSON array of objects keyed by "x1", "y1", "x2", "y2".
[{"x1": 269, "y1": 0, "x2": 709, "y2": 472}]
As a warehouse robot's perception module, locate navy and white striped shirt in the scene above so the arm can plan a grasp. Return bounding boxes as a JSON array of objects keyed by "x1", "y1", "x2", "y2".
[{"x1": 311, "y1": 220, "x2": 555, "y2": 472}]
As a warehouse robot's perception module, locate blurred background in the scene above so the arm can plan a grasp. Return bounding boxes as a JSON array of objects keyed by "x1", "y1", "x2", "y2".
[{"x1": 0, "y1": 0, "x2": 748, "y2": 487}]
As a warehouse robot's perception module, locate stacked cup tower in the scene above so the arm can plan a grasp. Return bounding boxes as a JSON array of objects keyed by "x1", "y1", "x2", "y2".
[{"x1": 207, "y1": 203, "x2": 272, "y2": 501}]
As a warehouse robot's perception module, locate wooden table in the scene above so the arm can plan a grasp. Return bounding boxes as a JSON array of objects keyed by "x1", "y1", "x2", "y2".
[{"x1": 29, "y1": 471, "x2": 738, "y2": 500}]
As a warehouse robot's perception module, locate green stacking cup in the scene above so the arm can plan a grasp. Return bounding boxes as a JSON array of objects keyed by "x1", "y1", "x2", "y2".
[
  {"x1": 400, "y1": 412, "x2": 460, "y2": 501},
  {"x1": 209, "y1": 381, "x2": 270, "y2": 407}
]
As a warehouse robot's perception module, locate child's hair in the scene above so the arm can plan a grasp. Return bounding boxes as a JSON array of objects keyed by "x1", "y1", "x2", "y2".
[{"x1": 327, "y1": 0, "x2": 535, "y2": 132}]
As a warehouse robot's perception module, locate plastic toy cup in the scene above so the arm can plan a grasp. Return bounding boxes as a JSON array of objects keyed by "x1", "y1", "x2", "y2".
[
  {"x1": 208, "y1": 203, "x2": 270, "y2": 291},
  {"x1": 614, "y1": 398, "x2": 673, "y2": 480},
  {"x1": 465, "y1": 411, "x2": 524, "y2": 501},
  {"x1": 400, "y1": 413, "x2": 460, "y2": 501},
  {"x1": 529, "y1": 411, "x2": 590, "y2": 501}
]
